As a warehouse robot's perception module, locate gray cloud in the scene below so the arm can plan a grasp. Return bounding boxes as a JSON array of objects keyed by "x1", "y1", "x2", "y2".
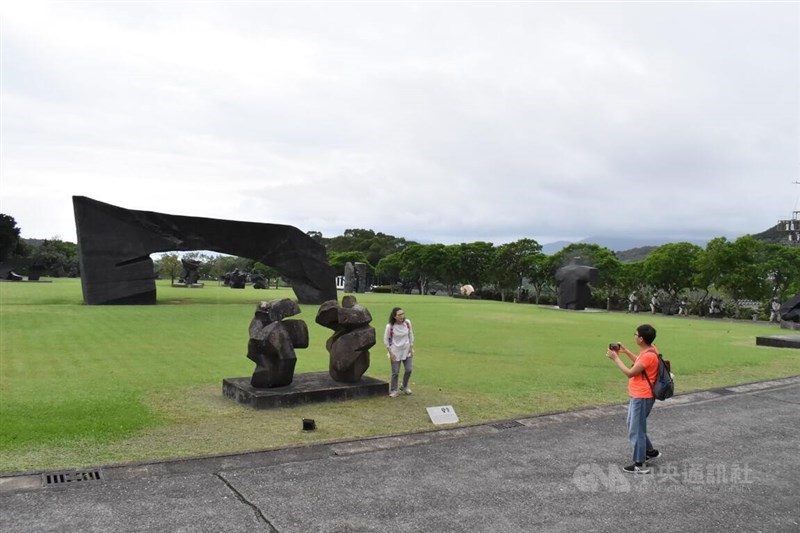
[{"x1": 2, "y1": 2, "x2": 797, "y2": 246}]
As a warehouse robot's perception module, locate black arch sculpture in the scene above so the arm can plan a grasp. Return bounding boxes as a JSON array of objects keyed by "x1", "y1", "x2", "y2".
[{"x1": 73, "y1": 196, "x2": 337, "y2": 305}]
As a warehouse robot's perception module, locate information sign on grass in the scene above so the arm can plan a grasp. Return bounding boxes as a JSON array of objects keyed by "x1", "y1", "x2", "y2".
[{"x1": 426, "y1": 405, "x2": 459, "y2": 425}]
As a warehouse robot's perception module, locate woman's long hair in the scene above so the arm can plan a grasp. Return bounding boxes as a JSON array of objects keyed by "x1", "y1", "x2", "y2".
[{"x1": 388, "y1": 307, "x2": 402, "y2": 324}]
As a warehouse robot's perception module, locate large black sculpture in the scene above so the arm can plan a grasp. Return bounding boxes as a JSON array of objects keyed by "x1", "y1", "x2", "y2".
[
  {"x1": 247, "y1": 299, "x2": 308, "y2": 387},
  {"x1": 555, "y1": 264, "x2": 599, "y2": 310},
  {"x1": 316, "y1": 295, "x2": 376, "y2": 382},
  {"x1": 73, "y1": 196, "x2": 336, "y2": 305},
  {"x1": 780, "y1": 293, "x2": 800, "y2": 325}
]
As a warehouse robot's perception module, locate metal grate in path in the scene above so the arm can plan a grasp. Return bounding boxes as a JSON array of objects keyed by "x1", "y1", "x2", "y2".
[
  {"x1": 43, "y1": 470, "x2": 104, "y2": 486},
  {"x1": 491, "y1": 420, "x2": 524, "y2": 430}
]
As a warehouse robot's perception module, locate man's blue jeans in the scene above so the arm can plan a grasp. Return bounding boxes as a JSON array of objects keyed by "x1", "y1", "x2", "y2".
[{"x1": 627, "y1": 397, "x2": 656, "y2": 464}]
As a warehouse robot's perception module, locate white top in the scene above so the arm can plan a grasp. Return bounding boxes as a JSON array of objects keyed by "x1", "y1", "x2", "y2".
[{"x1": 384, "y1": 320, "x2": 414, "y2": 361}]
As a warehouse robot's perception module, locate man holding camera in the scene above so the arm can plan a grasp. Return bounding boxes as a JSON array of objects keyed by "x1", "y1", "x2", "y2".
[{"x1": 606, "y1": 324, "x2": 661, "y2": 474}]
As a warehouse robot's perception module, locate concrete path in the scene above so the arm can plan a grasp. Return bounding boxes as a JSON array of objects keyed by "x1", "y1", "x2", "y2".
[{"x1": 2, "y1": 377, "x2": 799, "y2": 532}]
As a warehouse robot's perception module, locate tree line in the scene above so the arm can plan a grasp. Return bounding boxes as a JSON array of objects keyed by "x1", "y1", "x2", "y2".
[
  {"x1": 317, "y1": 228, "x2": 800, "y2": 316},
  {"x1": 2, "y1": 213, "x2": 798, "y2": 316}
]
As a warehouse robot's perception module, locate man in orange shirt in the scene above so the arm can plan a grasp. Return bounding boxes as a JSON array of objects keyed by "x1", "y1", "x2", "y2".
[{"x1": 606, "y1": 324, "x2": 661, "y2": 474}]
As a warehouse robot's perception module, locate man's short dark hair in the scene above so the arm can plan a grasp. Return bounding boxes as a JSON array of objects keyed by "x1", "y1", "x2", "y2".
[{"x1": 637, "y1": 324, "x2": 657, "y2": 345}]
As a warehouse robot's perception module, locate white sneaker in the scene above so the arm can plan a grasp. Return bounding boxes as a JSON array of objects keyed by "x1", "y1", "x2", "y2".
[
  {"x1": 389, "y1": 390, "x2": 398, "y2": 398},
  {"x1": 402, "y1": 387, "x2": 412, "y2": 395}
]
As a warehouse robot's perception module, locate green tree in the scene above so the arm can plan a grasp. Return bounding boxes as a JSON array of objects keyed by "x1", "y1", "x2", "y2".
[
  {"x1": 522, "y1": 253, "x2": 555, "y2": 304},
  {"x1": 157, "y1": 253, "x2": 182, "y2": 283},
  {"x1": 699, "y1": 236, "x2": 769, "y2": 317},
  {"x1": 642, "y1": 242, "x2": 703, "y2": 301},
  {"x1": 457, "y1": 241, "x2": 495, "y2": 291},
  {"x1": 399, "y1": 244, "x2": 447, "y2": 295},
  {"x1": 306, "y1": 230, "x2": 324, "y2": 244},
  {"x1": 437, "y1": 245, "x2": 463, "y2": 296},
  {"x1": 326, "y1": 229, "x2": 415, "y2": 266},
  {"x1": 490, "y1": 238, "x2": 542, "y2": 302},
  {"x1": 764, "y1": 244, "x2": 800, "y2": 301},
  {"x1": 375, "y1": 252, "x2": 404, "y2": 287},
  {"x1": 0, "y1": 214, "x2": 24, "y2": 261},
  {"x1": 328, "y1": 251, "x2": 371, "y2": 273},
  {"x1": 30, "y1": 238, "x2": 79, "y2": 277}
]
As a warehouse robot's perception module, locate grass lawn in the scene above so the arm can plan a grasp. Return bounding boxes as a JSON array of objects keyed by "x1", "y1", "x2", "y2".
[{"x1": 1, "y1": 278, "x2": 798, "y2": 473}]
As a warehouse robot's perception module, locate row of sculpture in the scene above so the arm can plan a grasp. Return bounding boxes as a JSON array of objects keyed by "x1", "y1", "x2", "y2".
[{"x1": 247, "y1": 296, "x2": 376, "y2": 388}]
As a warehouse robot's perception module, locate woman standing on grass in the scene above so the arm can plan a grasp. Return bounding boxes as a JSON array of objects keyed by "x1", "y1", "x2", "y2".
[{"x1": 384, "y1": 307, "x2": 414, "y2": 398}]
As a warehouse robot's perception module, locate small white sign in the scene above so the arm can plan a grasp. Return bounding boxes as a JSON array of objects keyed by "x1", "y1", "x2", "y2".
[{"x1": 426, "y1": 405, "x2": 459, "y2": 425}]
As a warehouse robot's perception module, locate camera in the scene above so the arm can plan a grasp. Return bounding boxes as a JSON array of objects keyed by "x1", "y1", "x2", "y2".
[{"x1": 609, "y1": 343, "x2": 620, "y2": 351}]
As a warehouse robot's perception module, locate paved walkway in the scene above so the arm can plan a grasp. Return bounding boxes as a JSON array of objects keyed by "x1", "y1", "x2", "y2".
[{"x1": 2, "y1": 376, "x2": 799, "y2": 532}]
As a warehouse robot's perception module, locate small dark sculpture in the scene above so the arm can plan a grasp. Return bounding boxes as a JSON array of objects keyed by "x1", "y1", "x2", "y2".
[
  {"x1": 1, "y1": 259, "x2": 45, "y2": 281},
  {"x1": 73, "y1": 196, "x2": 336, "y2": 305},
  {"x1": 780, "y1": 293, "x2": 800, "y2": 323},
  {"x1": 247, "y1": 299, "x2": 309, "y2": 388},
  {"x1": 227, "y1": 268, "x2": 247, "y2": 289},
  {"x1": 251, "y1": 273, "x2": 268, "y2": 289},
  {"x1": 27, "y1": 264, "x2": 44, "y2": 281},
  {"x1": 316, "y1": 295, "x2": 376, "y2": 382},
  {"x1": 555, "y1": 264, "x2": 598, "y2": 310},
  {"x1": 5, "y1": 271, "x2": 23, "y2": 281},
  {"x1": 179, "y1": 258, "x2": 201, "y2": 285}
]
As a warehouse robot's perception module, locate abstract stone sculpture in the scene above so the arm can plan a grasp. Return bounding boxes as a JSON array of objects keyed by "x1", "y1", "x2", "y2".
[
  {"x1": 555, "y1": 264, "x2": 599, "y2": 310},
  {"x1": 4, "y1": 270, "x2": 23, "y2": 281},
  {"x1": 179, "y1": 258, "x2": 201, "y2": 285},
  {"x1": 27, "y1": 264, "x2": 44, "y2": 281},
  {"x1": 73, "y1": 196, "x2": 336, "y2": 305},
  {"x1": 354, "y1": 262, "x2": 368, "y2": 293},
  {"x1": 247, "y1": 299, "x2": 309, "y2": 388},
  {"x1": 343, "y1": 262, "x2": 356, "y2": 293},
  {"x1": 316, "y1": 295, "x2": 376, "y2": 382},
  {"x1": 251, "y1": 273, "x2": 268, "y2": 289},
  {"x1": 226, "y1": 268, "x2": 247, "y2": 289}
]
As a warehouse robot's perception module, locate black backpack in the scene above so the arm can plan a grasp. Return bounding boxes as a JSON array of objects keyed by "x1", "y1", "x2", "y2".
[{"x1": 643, "y1": 353, "x2": 674, "y2": 401}]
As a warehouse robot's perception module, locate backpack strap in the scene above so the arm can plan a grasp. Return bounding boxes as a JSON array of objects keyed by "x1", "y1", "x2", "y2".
[
  {"x1": 639, "y1": 348, "x2": 658, "y2": 381},
  {"x1": 388, "y1": 320, "x2": 410, "y2": 345},
  {"x1": 641, "y1": 350, "x2": 660, "y2": 398}
]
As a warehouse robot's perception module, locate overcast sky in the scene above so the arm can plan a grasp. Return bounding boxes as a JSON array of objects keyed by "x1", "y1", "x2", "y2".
[{"x1": 2, "y1": 1, "x2": 798, "y2": 247}]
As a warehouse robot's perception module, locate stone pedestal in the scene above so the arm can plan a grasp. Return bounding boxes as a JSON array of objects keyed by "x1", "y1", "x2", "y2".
[
  {"x1": 755, "y1": 335, "x2": 800, "y2": 349},
  {"x1": 223, "y1": 371, "x2": 388, "y2": 409}
]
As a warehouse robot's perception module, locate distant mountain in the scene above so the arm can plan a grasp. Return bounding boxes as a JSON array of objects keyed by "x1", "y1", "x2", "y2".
[
  {"x1": 579, "y1": 235, "x2": 709, "y2": 252},
  {"x1": 541, "y1": 235, "x2": 709, "y2": 256},
  {"x1": 751, "y1": 223, "x2": 793, "y2": 245},
  {"x1": 541, "y1": 241, "x2": 571, "y2": 255},
  {"x1": 541, "y1": 224, "x2": 795, "y2": 263},
  {"x1": 541, "y1": 235, "x2": 711, "y2": 262}
]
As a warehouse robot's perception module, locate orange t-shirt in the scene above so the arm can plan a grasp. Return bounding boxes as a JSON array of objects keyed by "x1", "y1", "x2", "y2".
[{"x1": 628, "y1": 347, "x2": 659, "y2": 398}]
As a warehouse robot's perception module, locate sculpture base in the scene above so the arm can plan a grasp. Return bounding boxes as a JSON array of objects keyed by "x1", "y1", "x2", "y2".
[
  {"x1": 171, "y1": 282, "x2": 205, "y2": 288},
  {"x1": 779, "y1": 320, "x2": 800, "y2": 331},
  {"x1": 756, "y1": 335, "x2": 800, "y2": 349},
  {"x1": 222, "y1": 371, "x2": 389, "y2": 409}
]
